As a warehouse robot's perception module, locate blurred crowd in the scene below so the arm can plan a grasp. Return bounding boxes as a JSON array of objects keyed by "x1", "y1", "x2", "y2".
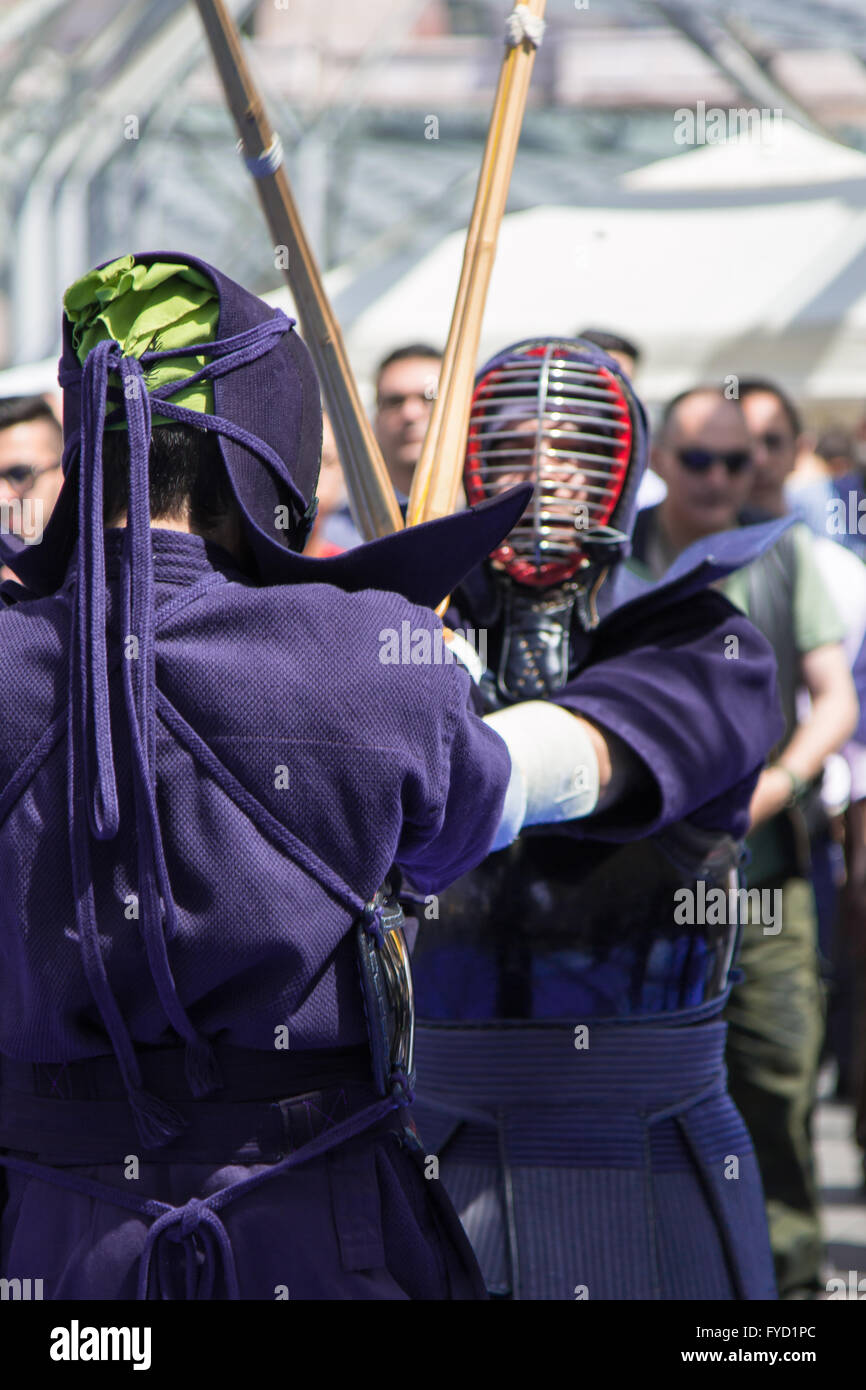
[{"x1": 3, "y1": 327, "x2": 865, "y2": 1300}]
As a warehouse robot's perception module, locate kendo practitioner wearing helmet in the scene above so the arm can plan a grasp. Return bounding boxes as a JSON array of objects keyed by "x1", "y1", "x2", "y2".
[
  {"x1": 0, "y1": 253, "x2": 538, "y2": 1300},
  {"x1": 409, "y1": 337, "x2": 790, "y2": 1300}
]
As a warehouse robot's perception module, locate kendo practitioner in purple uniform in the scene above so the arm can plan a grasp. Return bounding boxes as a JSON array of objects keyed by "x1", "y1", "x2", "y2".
[
  {"x1": 409, "y1": 338, "x2": 789, "y2": 1300},
  {"x1": 0, "y1": 252, "x2": 538, "y2": 1301}
]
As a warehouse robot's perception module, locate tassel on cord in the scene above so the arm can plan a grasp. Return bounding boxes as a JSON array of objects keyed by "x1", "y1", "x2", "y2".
[
  {"x1": 67, "y1": 661, "x2": 187, "y2": 1145},
  {"x1": 184, "y1": 1034, "x2": 223, "y2": 1097},
  {"x1": 128, "y1": 1087, "x2": 188, "y2": 1151}
]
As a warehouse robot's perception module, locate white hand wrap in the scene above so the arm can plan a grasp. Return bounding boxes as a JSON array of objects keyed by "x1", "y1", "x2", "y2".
[{"x1": 484, "y1": 701, "x2": 600, "y2": 851}]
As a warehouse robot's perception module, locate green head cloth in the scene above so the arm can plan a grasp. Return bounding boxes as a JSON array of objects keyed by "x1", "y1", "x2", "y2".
[{"x1": 63, "y1": 255, "x2": 220, "y2": 425}]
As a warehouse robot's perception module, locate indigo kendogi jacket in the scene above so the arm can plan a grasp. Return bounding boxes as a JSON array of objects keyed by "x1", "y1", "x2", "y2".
[{"x1": 0, "y1": 528, "x2": 510, "y2": 1066}]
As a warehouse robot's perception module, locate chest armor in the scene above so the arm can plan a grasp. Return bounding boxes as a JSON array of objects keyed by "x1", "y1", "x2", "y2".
[
  {"x1": 417, "y1": 573, "x2": 743, "y2": 1020},
  {"x1": 412, "y1": 825, "x2": 742, "y2": 1021}
]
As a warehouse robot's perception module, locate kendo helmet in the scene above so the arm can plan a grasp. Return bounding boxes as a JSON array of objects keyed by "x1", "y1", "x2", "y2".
[{"x1": 464, "y1": 338, "x2": 649, "y2": 589}]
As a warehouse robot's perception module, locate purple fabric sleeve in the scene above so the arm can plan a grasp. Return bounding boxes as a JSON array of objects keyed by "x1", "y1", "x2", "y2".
[
  {"x1": 551, "y1": 590, "x2": 784, "y2": 841},
  {"x1": 394, "y1": 662, "x2": 511, "y2": 896}
]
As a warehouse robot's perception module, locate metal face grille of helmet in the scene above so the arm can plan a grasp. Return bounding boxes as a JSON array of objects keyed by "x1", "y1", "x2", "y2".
[{"x1": 464, "y1": 340, "x2": 634, "y2": 588}]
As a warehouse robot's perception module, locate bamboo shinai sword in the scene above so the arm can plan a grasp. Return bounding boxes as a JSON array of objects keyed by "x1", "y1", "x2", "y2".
[
  {"x1": 194, "y1": 0, "x2": 403, "y2": 541},
  {"x1": 196, "y1": 1, "x2": 545, "y2": 563},
  {"x1": 407, "y1": 0, "x2": 547, "y2": 531}
]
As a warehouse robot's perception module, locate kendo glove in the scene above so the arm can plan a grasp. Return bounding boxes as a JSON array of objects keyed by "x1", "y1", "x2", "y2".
[{"x1": 484, "y1": 701, "x2": 601, "y2": 851}]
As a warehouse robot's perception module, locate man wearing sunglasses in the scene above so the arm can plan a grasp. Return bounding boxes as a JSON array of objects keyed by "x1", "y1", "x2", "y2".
[
  {"x1": 633, "y1": 385, "x2": 859, "y2": 1300},
  {"x1": 636, "y1": 387, "x2": 755, "y2": 566},
  {"x1": 0, "y1": 396, "x2": 63, "y2": 573}
]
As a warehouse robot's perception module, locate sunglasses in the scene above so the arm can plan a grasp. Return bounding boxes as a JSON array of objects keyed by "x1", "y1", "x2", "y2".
[{"x1": 676, "y1": 448, "x2": 752, "y2": 475}]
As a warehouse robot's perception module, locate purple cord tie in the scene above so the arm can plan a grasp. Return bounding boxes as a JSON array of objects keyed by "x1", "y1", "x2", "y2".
[
  {"x1": 362, "y1": 903, "x2": 387, "y2": 947},
  {"x1": 0, "y1": 1090, "x2": 399, "y2": 1298},
  {"x1": 141, "y1": 1199, "x2": 240, "y2": 1301},
  {"x1": 66, "y1": 310, "x2": 315, "y2": 1143}
]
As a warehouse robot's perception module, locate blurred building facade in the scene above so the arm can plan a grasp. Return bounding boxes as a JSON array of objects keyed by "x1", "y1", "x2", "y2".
[{"x1": 1, "y1": 0, "x2": 865, "y2": 404}]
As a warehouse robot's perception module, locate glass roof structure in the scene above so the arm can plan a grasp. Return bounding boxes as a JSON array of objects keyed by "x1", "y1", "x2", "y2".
[{"x1": 1, "y1": 0, "x2": 865, "y2": 368}]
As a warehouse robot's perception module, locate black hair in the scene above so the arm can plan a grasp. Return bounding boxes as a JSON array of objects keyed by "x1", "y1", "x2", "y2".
[
  {"x1": 375, "y1": 343, "x2": 442, "y2": 395},
  {"x1": 576, "y1": 329, "x2": 641, "y2": 367},
  {"x1": 100, "y1": 424, "x2": 235, "y2": 531},
  {"x1": 737, "y1": 377, "x2": 802, "y2": 439},
  {"x1": 0, "y1": 394, "x2": 62, "y2": 437}
]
